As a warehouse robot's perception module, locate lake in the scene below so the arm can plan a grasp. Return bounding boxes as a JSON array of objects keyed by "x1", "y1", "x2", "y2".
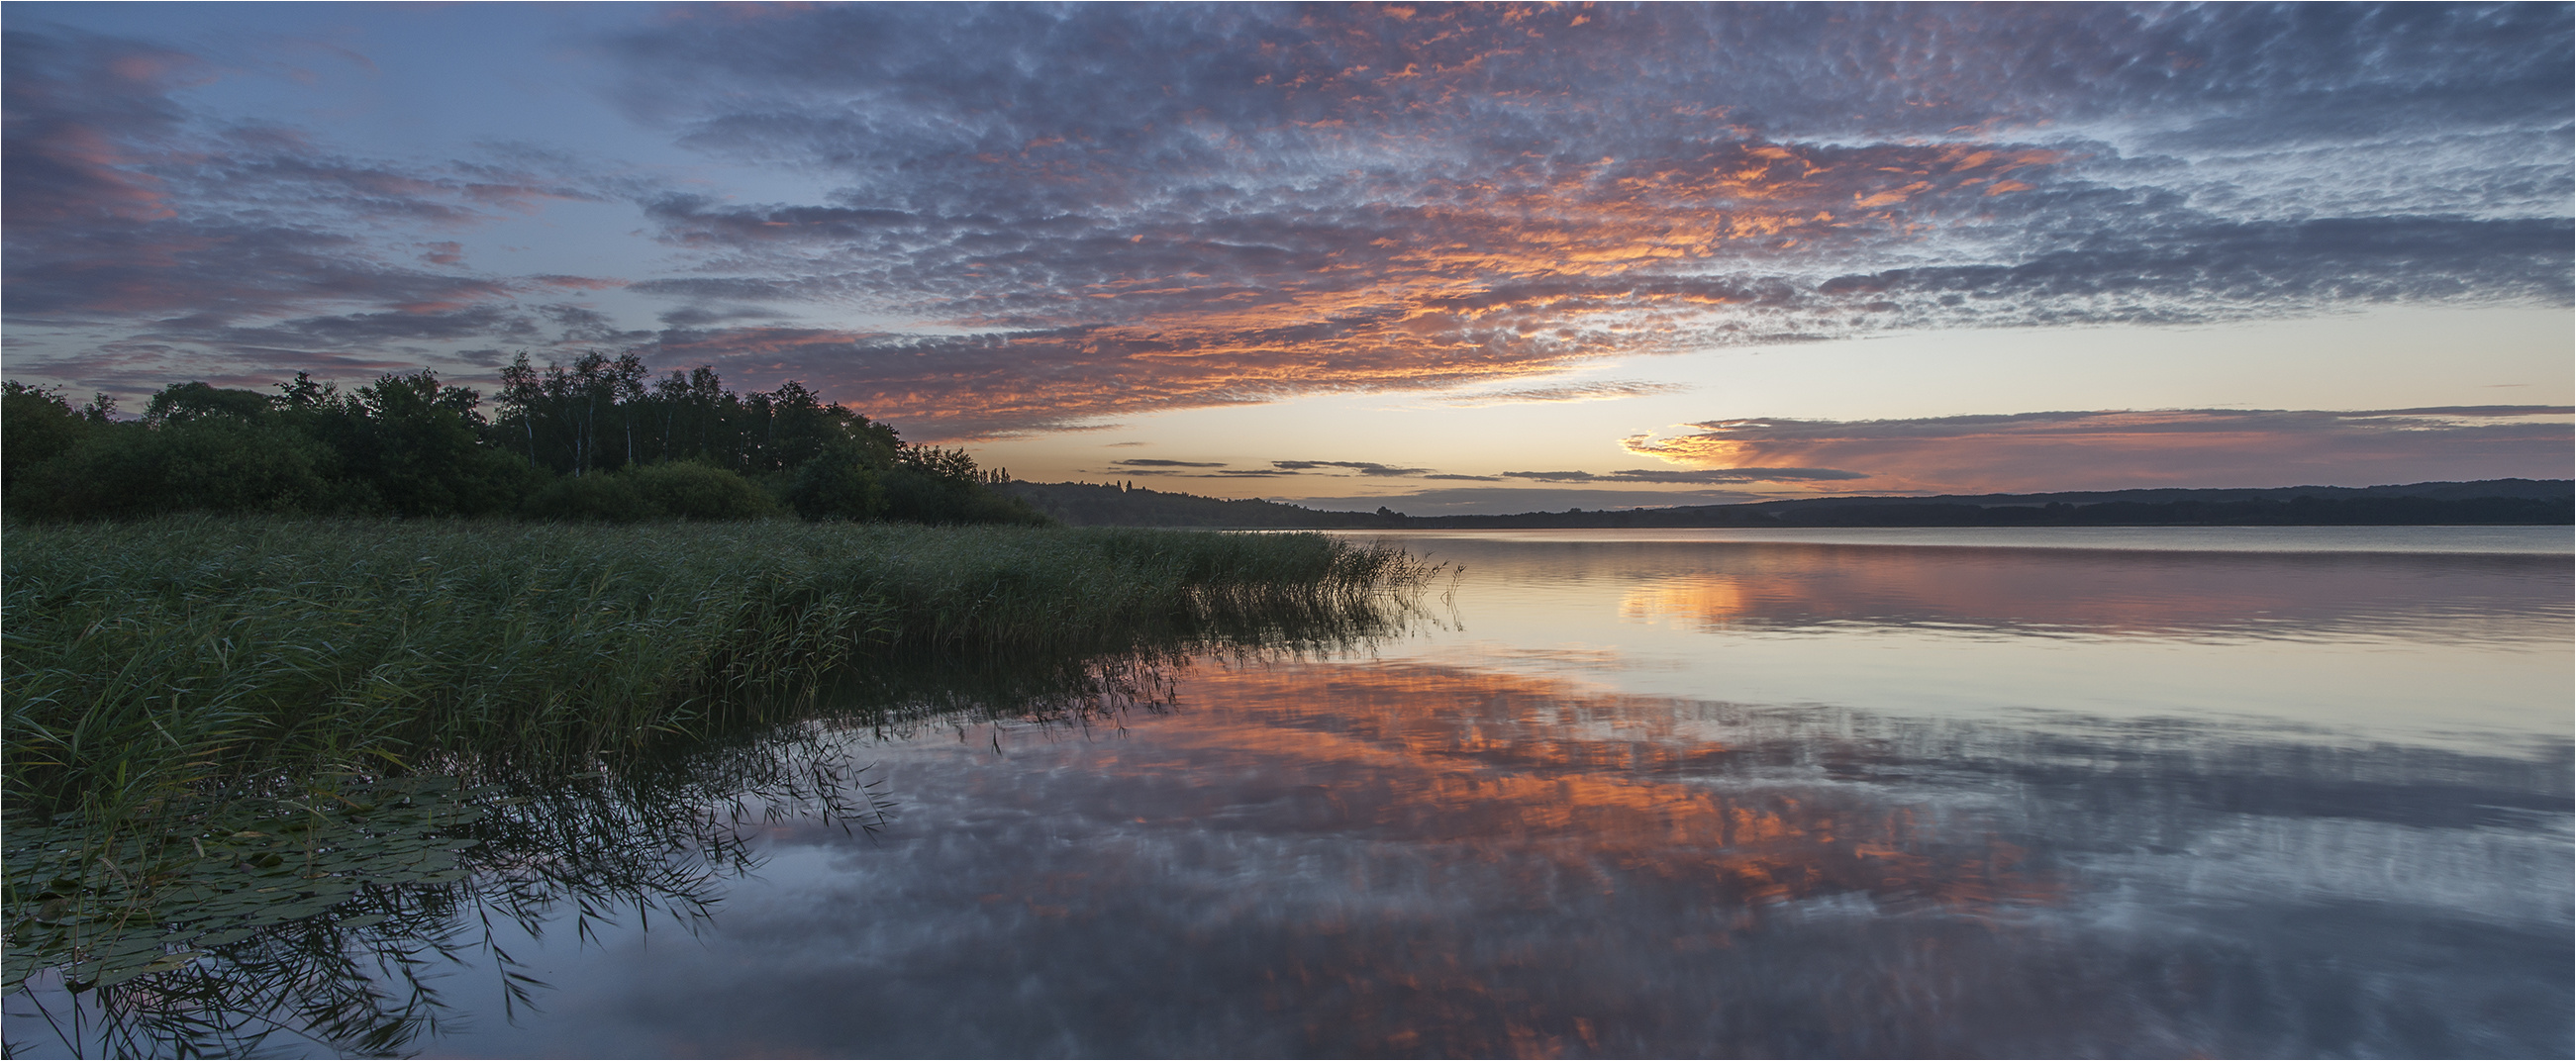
[{"x1": 14, "y1": 528, "x2": 2572, "y2": 1057}]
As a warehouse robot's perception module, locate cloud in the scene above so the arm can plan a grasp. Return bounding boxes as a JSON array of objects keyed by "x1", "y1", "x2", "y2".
[
  {"x1": 642, "y1": 322, "x2": 1610, "y2": 438},
  {"x1": 1089, "y1": 457, "x2": 1448, "y2": 479},
  {"x1": 1624, "y1": 407, "x2": 2576, "y2": 494},
  {"x1": 574, "y1": 4, "x2": 2571, "y2": 434},
  {"x1": 11, "y1": 338, "x2": 425, "y2": 398},
  {"x1": 2, "y1": 28, "x2": 629, "y2": 396},
  {"x1": 1270, "y1": 460, "x2": 1432, "y2": 477},
  {"x1": 1285, "y1": 486, "x2": 1771, "y2": 518},
  {"x1": 1503, "y1": 467, "x2": 1867, "y2": 485},
  {"x1": 7, "y1": 6, "x2": 2569, "y2": 428},
  {"x1": 1436, "y1": 380, "x2": 1692, "y2": 406}
]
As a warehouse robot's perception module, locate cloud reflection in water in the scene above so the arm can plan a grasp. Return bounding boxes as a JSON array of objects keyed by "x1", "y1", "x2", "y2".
[
  {"x1": 384, "y1": 533, "x2": 2571, "y2": 1058},
  {"x1": 423, "y1": 651, "x2": 2569, "y2": 1058}
]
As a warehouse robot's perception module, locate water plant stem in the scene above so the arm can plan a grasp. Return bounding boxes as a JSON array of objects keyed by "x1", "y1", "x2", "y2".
[{"x1": 3, "y1": 517, "x2": 1427, "y2": 831}]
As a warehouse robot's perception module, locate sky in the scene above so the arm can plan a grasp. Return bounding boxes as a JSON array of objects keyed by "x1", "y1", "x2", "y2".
[{"x1": 4, "y1": 2, "x2": 2569, "y2": 513}]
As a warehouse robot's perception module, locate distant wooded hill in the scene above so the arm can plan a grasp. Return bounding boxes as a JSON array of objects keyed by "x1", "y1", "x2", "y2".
[{"x1": 999, "y1": 479, "x2": 2575, "y2": 529}]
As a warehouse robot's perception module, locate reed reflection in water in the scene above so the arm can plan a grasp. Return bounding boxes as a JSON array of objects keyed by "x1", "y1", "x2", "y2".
[{"x1": 404, "y1": 530, "x2": 2570, "y2": 1059}]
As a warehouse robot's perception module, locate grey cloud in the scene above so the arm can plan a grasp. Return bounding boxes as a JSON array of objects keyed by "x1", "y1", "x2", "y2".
[
  {"x1": 1285, "y1": 487, "x2": 1772, "y2": 518},
  {"x1": 15, "y1": 339, "x2": 425, "y2": 401},
  {"x1": 539, "y1": 303, "x2": 642, "y2": 344},
  {"x1": 628, "y1": 276, "x2": 826, "y2": 302},
  {"x1": 1624, "y1": 407, "x2": 2574, "y2": 494},
  {"x1": 1086, "y1": 461, "x2": 1439, "y2": 480},
  {"x1": 644, "y1": 322, "x2": 1588, "y2": 440},
  {"x1": 1271, "y1": 461, "x2": 1432, "y2": 477},
  {"x1": 1812, "y1": 215, "x2": 2576, "y2": 321},
  {"x1": 55, "y1": 304, "x2": 654, "y2": 400},
  {"x1": 13, "y1": 7, "x2": 2571, "y2": 425},
  {"x1": 577, "y1": 4, "x2": 2569, "y2": 435},
  {"x1": 658, "y1": 304, "x2": 784, "y2": 329},
  {"x1": 607, "y1": 5, "x2": 2568, "y2": 179},
  {"x1": 141, "y1": 305, "x2": 534, "y2": 348},
  {"x1": 3, "y1": 26, "x2": 639, "y2": 389},
  {"x1": 1502, "y1": 468, "x2": 1869, "y2": 485},
  {"x1": 1668, "y1": 408, "x2": 2576, "y2": 444},
  {"x1": 1437, "y1": 380, "x2": 1692, "y2": 406}
]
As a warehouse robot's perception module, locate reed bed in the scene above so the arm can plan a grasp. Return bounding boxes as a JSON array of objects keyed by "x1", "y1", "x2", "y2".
[{"x1": 2, "y1": 517, "x2": 1429, "y2": 827}]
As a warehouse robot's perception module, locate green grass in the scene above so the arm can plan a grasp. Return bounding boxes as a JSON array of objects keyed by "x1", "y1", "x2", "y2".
[{"x1": 3, "y1": 517, "x2": 1428, "y2": 827}]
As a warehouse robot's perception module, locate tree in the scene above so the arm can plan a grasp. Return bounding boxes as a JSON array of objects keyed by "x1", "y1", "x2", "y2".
[
  {"x1": 143, "y1": 382, "x2": 272, "y2": 424},
  {"x1": 342, "y1": 371, "x2": 541, "y2": 517},
  {"x1": 16, "y1": 415, "x2": 344, "y2": 518},
  {"x1": 9, "y1": 362, "x2": 1042, "y2": 526},
  {"x1": 2, "y1": 382, "x2": 93, "y2": 492},
  {"x1": 784, "y1": 440, "x2": 889, "y2": 521}
]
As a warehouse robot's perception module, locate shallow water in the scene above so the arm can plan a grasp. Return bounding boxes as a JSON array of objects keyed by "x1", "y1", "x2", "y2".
[{"x1": 16, "y1": 528, "x2": 2573, "y2": 1057}]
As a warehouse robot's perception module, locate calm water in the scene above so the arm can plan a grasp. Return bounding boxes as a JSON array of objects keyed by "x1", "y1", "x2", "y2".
[{"x1": 21, "y1": 528, "x2": 2576, "y2": 1057}]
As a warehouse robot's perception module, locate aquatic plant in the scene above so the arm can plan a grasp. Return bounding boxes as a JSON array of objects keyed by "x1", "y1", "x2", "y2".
[
  {"x1": 2, "y1": 516, "x2": 1423, "y2": 1047},
  {"x1": 2, "y1": 645, "x2": 1201, "y2": 1057},
  {"x1": 3, "y1": 517, "x2": 1426, "y2": 828}
]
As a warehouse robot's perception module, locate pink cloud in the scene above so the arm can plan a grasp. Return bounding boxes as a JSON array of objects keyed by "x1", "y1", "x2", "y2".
[{"x1": 1624, "y1": 408, "x2": 2576, "y2": 494}]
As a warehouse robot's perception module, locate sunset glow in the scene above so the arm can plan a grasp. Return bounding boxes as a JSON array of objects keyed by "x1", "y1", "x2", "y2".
[{"x1": 5, "y1": 3, "x2": 2568, "y2": 510}]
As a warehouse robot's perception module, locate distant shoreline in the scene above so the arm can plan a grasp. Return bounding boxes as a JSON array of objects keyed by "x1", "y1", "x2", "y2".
[{"x1": 1001, "y1": 478, "x2": 2575, "y2": 530}]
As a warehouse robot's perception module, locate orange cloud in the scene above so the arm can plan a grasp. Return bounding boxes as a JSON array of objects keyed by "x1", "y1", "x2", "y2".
[{"x1": 1622, "y1": 408, "x2": 2576, "y2": 494}]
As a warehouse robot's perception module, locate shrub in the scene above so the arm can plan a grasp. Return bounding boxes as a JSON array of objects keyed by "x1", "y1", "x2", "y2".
[
  {"x1": 879, "y1": 462, "x2": 1049, "y2": 526},
  {"x1": 525, "y1": 461, "x2": 784, "y2": 522},
  {"x1": 1, "y1": 382, "x2": 94, "y2": 491},
  {"x1": 784, "y1": 443, "x2": 887, "y2": 521},
  {"x1": 522, "y1": 471, "x2": 654, "y2": 522},
  {"x1": 16, "y1": 417, "x2": 350, "y2": 518},
  {"x1": 623, "y1": 461, "x2": 783, "y2": 520}
]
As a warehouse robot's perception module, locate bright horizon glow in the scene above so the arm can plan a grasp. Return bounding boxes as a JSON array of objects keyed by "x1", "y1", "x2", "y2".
[{"x1": 971, "y1": 306, "x2": 2573, "y2": 510}]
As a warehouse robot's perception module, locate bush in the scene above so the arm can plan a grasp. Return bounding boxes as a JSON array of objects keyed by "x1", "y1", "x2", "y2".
[
  {"x1": 522, "y1": 471, "x2": 651, "y2": 522},
  {"x1": 624, "y1": 461, "x2": 784, "y2": 520},
  {"x1": 785, "y1": 443, "x2": 888, "y2": 521},
  {"x1": 878, "y1": 466, "x2": 1049, "y2": 526},
  {"x1": 525, "y1": 461, "x2": 782, "y2": 522},
  {"x1": 1, "y1": 382, "x2": 94, "y2": 491},
  {"x1": 15, "y1": 417, "x2": 352, "y2": 518}
]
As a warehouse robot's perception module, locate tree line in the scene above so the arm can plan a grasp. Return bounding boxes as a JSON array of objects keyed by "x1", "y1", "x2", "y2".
[
  {"x1": 1393, "y1": 495, "x2": 2573, "y2": 529},
  {"x1": 2, "y1": 355, "x2": 1043, "y2": 526}
]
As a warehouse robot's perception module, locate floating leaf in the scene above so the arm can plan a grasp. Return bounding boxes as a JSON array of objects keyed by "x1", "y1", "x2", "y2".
[{"x1": 91, "y1": 964, "x2": 151, "y2": 989}]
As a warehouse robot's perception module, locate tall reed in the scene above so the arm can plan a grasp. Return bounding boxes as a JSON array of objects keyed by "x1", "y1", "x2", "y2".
[{"x1": 2, "y1": 517, "x2": 1428, "y2": 827}]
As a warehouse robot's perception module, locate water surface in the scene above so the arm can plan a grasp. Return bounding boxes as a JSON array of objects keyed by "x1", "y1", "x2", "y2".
[{"x1": 21, "y1": 528, "x2": 2574, "y2": 1057}]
